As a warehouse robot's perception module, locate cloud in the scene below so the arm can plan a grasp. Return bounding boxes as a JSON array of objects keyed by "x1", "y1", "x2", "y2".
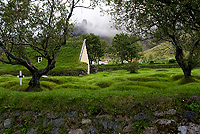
[{"x1": 71, "y1": 5, "x2": 120, "y2": 37}]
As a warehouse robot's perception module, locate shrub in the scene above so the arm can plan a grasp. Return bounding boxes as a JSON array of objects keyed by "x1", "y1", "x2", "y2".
[
  {"x1": 124, "y1": 62, "x2": 139, "y2": 73},
  {"x1": 149, "y1": 60, "x2": 154, "y2": 64},
  {"x1": 169, "y1": 59, "x2": 176, "y2": 63}
]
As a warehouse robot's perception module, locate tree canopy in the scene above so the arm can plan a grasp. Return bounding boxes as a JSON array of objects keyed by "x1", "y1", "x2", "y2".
[
  {"x1": 0, "y1": 0, "x2": 98, "y2": 91},
  {"x1": 110, "y1": 0, "x2": 200, "y2": 78},
  {"x1": 81, "y1": 33, "x2": 104, "y2": 64},
  {"x1": 111, "y1": 33, "x2": 142, "y2": 63}
]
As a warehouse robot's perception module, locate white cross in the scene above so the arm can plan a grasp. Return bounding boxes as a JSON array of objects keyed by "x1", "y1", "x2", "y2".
[{"x1": 17, "y1": 71, "x2": 24, "y2": 85}]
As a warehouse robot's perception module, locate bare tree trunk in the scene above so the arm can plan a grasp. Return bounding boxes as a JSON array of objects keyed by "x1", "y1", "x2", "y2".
[
  {"x1": 26, "y1": 71, "x2": 42, "y2": 92},
  {"x1": 175, "y1": 46, "x2": 192, "y2": 78}
]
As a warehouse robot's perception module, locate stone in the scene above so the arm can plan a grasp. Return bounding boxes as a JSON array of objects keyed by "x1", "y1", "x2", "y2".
[
  {"x1": 81, "y1": 119, "x2": 92, "y2": 124},
  {"x1": 12, "y1": 130, "x2": 21, "y2": 134},
  {"x1": 178, "y1": 126, "x2": 187, "y2": 134},
  {"x1": 183, "y1": 111, "x2": 195, "y2": 120},
  {"x1": 155, "y1": 119, "x2": 178, "y2": 133},
  {"x1": 68, "y1": 129, "x2": 84, "y2": 134},
  {"x1": 153, "y1": 109, "x2": 176, "y2": 117},
  {"x1": 14, "y1": 111, "x2": 23, "y2": 117},
  {"x1": 4, "y1": 118, "x2": 12, "y2": 128},
  {"x1": 110, "y1": 132, "x2": 119, "y2": 134},
  {"x1": 46, "y1": 112, "x2": 57, "y2": 119},
  {"x1": 2, "y1": 113, "x2": 7, "y2": 118},
  {"x1": 51, "y1": 127, "x2": 59, "y2": 134},
  {"x1": 66, "y1": 111, "x2": 76, "y2": 117},
  {"x1": 99, "y1": 120, "x2": 108, "y2": 130},
  {"x1": 43, "y1": 119, "x2": 48, "y2": 128},
  {"x1": 134, "y1": 113, "x2": 148, "y2": 120},
  {"x1": 26, "y1": 128, "x2": 36, "y2": 134},
  {"x1": 123, "y1": 124, "x2": 134, "y2": 133},
  {"x1": 88, "y1": 126, "x2": 99, "y2": 134},
  {"x1": 50, "y1": 118, "x2": 64, "y2": 127},
  {"x1": 143, "y1": 127, "x2": 157, "y2": 134},
  {"x1": 99, "y1": 120, "x2": 121, "y2": 130},
  {"x1": 108, "y1": 121, "x2": 121, "y2": 130},
  {"x1": 166, "y1": 109, "x2": 177, "y2": 115},
  {"x1": 24, "y1": 111, "x2": 34, "y2": 116},
  {"x1": 187, "y1": 123, "x2": 200, "y2": 133},
  {"x1": 96, "y1": 115, "x2": 112, "y2": 119},
  {"x1": 115, "y1": 115, "x2": 130, "y2": 122},
  {"x1": 155, "y1": 119, "x2": 176, "y2": 125}
]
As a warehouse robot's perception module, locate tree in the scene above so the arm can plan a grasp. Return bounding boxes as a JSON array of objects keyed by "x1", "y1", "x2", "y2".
[
  {"x1": 109, "y1": 0, "x2": 200, "y2": 78},
  {"x1": 0, "y1": 0, "x2": 98, "y2": 91},
  {"x1": 81, "y1": 33, "x2": 104, "y2": 64},
  {"x1": 111, "y1": 33, "x2": 141, "y2": 63}
]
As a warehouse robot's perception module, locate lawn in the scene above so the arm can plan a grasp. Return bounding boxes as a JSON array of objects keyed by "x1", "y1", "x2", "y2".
[{"x1": 0, "y1": 67, "x2": 199, "y2": 116}]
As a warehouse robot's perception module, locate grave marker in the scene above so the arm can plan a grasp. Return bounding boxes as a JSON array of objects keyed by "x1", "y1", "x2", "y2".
[{"x1": 17, "y1": 71, "x2": 24, "y2": 85}]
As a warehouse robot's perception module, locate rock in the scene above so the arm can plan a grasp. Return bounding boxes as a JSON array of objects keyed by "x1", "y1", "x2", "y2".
[
  {"x1": 123, "y1": 124, "x2": 134, "y2": 133},
  {"x1": 14, "y1": 111, "x2": 23, "y2": 117},
  {"x1": 81, "y1": 119, "x2": 91, "y2": 124},
  {"x1": 12, "y1": 130, "x2": 21, "y2": 134},
  {"x1": 166, "y1": 109, "x2": 177, "y2": 115},
  {"x1": 99, "y1": 120, "x2": 121, "y2": 130},
  {"x1": 187, "y1": 123, "x2": 200, "y2": 133},
  {"x1": 115, "y1": 115, "x2": 130, "y2": 122},
  {"x1": 68, "y1": 129, "x2": 84, "y2": 134},
  {"x1": 108, "y1": 121, "x2": 121, "y2": 130},
  {"x1": 153, "y1": 109, "x2": 176, "y2": 117},
  {"x1": 134, "y1": 113, "x2": 148, "y2": 120},
  {"x1": 46, "y1": 112, "x2": 57, "y2": 119},
  {"x1": 4, "y1": 118, "x2": 12, "y2": 128},
  {"x1": 143, "y1": 127, "x2": 157, "y2": 134},
  {"x1": 51, "y1": 127, "x2": 59, "y2": 134},
  {"x1": 88, "y1": 126, "x2": 99, "y2": 134},
  {"x1": 66, "y1": 111, "x2": 76, "y2": 117},
  {"x1": 26, "y1": 128, "x2": 36, "y2": 134},
  {"x1": 96, "y1": 115, "x2": 112, "y2": 119},
  {"x1": 99, "y1": 120, "x2": 108, "y2": 130},
  {"x1": 155, "y1": 119, "x2": 178, "y2": 133},
  {"x1": 178, "y1": 126, "x2": 187, "y2": 134},
  {"x1": 50, "y1": 118, "x2": 64, "y2": 127},
  {"x1": 24, "y1": 111, "x2": 34, "y2": 116},
  {"x1": 43, "y1": 119, "x2": 48, "y2": 128},
  {"x1": 2, "y1": 113, "x2": 7, "y2": 118},
  {"x1": 155, "y1": 119, "x2": 176, "y2": 125},
  {"x1": 183, "y1": 111, "x2": 195, "y2": 120}
]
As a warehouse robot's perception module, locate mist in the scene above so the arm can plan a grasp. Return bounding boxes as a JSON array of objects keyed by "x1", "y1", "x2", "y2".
[{"x1": 71, "y1": 5, "x2": 120, "y2": 37}]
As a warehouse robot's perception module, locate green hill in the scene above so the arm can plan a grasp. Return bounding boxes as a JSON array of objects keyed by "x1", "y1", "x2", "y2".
[
  {"x1": 143, "y1": 42, "x2": 175, "y2": 60},
  {"x1": 0, "y1": 41, "x2": 86, "y2": 75}
]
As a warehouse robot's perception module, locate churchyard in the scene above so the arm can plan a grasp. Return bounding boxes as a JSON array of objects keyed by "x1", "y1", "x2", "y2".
[
  {"x1": 0, "y1": 39, "x2": 200, "y2": 133},
  {"x1": 0, "y1": 67, "x2": 200, "y2": 133}
]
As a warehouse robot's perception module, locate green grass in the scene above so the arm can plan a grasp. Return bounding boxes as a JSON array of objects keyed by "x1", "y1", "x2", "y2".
[
  {"x1": 0, "y1": 68, "x2": 200, "y2": 117},
  {"x1": 0, "y1": 41, "x2": 86, "y2": 75}
]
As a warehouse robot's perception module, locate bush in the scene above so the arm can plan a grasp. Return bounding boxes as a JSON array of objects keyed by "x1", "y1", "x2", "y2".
[
  {"x1": 149, "y1": 60, "x2": 154, "y2": 64},
  {"x1": 169, "y1": 59, "x2": 176, "y2": 63},
  {"x1": 124, "y1": 62, "x2": 139, "y2": 73}
]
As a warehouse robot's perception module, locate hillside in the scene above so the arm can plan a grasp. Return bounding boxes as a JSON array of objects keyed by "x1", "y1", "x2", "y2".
[
  {"x1": 143, "y1": 42, "x2": 175, "y2": 60},
  {"x1": 0, "y1": 41, "x2": 86, "y2": 75}
]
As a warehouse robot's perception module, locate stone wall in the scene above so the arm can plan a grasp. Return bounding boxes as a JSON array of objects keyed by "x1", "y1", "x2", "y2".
[{"x1": 1, "y1": 109, "x2": 199, "y2": 134}]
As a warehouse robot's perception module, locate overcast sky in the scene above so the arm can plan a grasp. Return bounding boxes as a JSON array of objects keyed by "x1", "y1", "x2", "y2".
[{"x1": 70, "y1": 3, "x2": 120, "y2": 37}]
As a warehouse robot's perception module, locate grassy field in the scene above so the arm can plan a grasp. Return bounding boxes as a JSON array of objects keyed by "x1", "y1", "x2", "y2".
[{"x1": 0, "y1": 67, "x2": 199, "y2": 117}]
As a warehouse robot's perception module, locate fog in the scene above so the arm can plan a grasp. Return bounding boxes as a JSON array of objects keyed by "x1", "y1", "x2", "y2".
[{"x1": 71, "y1": 5, "x2": 120, "y2": 37}]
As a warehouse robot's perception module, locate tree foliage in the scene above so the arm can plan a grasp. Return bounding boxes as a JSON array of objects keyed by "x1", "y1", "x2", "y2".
[
  {"x1": 111, "y1": 33, "x2": 142, "y2": 63},
  {"x1": 81, "y1": 33, "x2": 104, "y2": 64},
  {"x1": 109, "y1": 0, "x2": 200, "y2": 78},
  {"x1": 0, "y1": 0, "x2": 98, "y2": 91}
]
